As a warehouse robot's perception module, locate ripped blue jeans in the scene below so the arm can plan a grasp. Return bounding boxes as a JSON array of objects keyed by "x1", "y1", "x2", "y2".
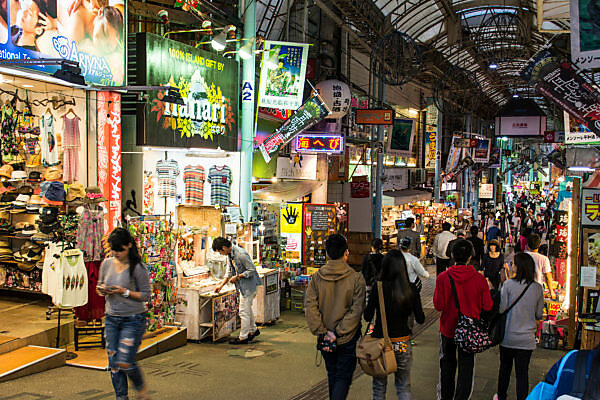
[{"x1": 105, "y1": 313, "x2": 147, "y2": 400}]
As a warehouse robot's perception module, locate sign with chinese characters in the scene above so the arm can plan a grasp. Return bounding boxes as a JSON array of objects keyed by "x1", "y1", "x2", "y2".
[
  {"x1": 387, "y1": 119, "x2": 415, "y2": 156},
  {"x1": 355, "y1": 109, "x2": 394, "y2": 125},
  {"x1": 136, "y1": 33, "x2": 238, "y2": 150},
  {"x1": 582, "y1": 188, "x2": 600, "y2": 226},
  {"x1": 570, "y1": 0, "x2": 600, "y2": 70},
  {"x1": 472, "y1": 138, "x2": 491, "y2": 163},
  {"x1": 564, "y1": 111, "x2": 600, "y2": 145},
  {"x1": 425, "y1": 104, "x2": 438, "y2": 169},
  {"x1": 0, "y1": 0, "x2": 125, "y2": 85},
  {"x1": 303, "y1": 204, "x2": 336, "y2": 268},
  {"x1": 97, "y1": 92, "x2": 122, "y2": 232},
  {"x1": 276, "y1": 154, "x2": 317, "y2": 180},
  {"x1": 479, "y1": 183, "x2": 493, "y2": 199},
  {"x1": 315, "y1": 80, "x2": 351, "y2": 119},
  {"x1": 494, "y1": 116, "x2": 546, "y2": 136},
  {"x1": 259, "y1": 107, "x2": 292, "y2": 121},
  {"x1": 258, "y1": 91, "x2": 331, "y2": 163},
  {"x1": 295, "y1": 134, "x2": 344, "y2": 153},
  {"x1": 258, "y1": 40, "x2": 309, "y2": 110},
  {"x1": 382, "y1": 168, "x2": 409, "y2": 191},
  {"x1": 280, "y1": 203, "x2": 303, "y2": 263}
]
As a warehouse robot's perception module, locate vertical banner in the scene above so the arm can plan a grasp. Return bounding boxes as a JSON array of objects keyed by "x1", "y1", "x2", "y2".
[
  {"x1": 570, "y1": 0, "x2": 600, "y2": 70},
  {"x1": 97, "y1": 92, "x2": 122, "y2": 232},
  {"x1": 472, "y1": 138, "x2": 491, "y2": 163},
  {"x1": 446, "y1": 135, "x2": 463, "y2": 172},
  {"x1": 280, "y1": 203, "x2": 303, "y2": 263},
  {"x1": 425, "y1": 104, "x2": 438, "y2": 169},
  {"x1": 258, "y1": 41, "x2": 309, "y2": 110}
]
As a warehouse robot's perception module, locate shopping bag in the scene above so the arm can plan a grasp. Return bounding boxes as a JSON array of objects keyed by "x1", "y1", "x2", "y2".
[{"x1": 526, "y1": 350, "x2": 577, "y2": 400}]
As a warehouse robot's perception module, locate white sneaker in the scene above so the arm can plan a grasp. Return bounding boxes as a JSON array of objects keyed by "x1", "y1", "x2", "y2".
[{"x1": 492, "y1": 394, "x2": 499, "y2": 400}]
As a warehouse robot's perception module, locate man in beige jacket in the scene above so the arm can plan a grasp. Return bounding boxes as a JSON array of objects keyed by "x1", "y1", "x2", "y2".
[{"x1": 305, "y1": 234, "x2": 366, "y2": 400}]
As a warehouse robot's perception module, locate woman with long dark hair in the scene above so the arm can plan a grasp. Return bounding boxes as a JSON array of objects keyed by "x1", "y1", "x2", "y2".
[
  {"x1": 482, "y1": 239, "x2": 504, "y2": 290},
  {"x1": 364, "y1": 250, "x2": 425, "y2": 399},
  {"x1": 97, "y1": 227, "x2": 152, "y2": 400},
  {"x1": 494, "y1": 252, "x2": 544, "y2": 400},
  {"x1": 361, "y1": 238, "x2": 384, "y2": 292}
]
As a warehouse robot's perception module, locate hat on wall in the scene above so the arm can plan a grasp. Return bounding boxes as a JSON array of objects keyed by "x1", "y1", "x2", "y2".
[
  {"x1": 66, "y1": 183, "x2": 86, "y2": 202},
  {"x1": 0, "y1": 164, "x2": 13, "y2": 180},
  {"x1": 44, "y1": 166, "x2": 62, "y2": 182},
  {"x1": 85, "y1": 186, "x2": 107, "y2": 204},
  {"x1": 10, "y1": 170, "x2": 27, "y2": 181},
  {"x1": 42, "y1": 182, "x2": 65, "y2": 204},
  {"x1": 18, "y1": 185, "x2": 34, "y2": 196},
  {"x1": 27, "y1": 171, "x2": 43, "y2": 183}
]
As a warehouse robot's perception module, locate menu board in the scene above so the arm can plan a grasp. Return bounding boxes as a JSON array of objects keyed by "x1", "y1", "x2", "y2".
[{"x1": 303, "y1": 204, "x2": 337, "y2": 268}]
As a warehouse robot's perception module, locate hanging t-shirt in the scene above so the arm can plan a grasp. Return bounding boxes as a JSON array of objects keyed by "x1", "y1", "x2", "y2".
[
  {"x1": 184, "y1": 165, "x2": 205, "y2": 205},
  {"x1": 208, "y1": 165, "x2": 232, "y2": 206},
  {"x1": 143, "y1": 171, "x2": 154, "y2": 214},
  {"x1": 41, "y1": 115, "x2": 59, "y2": 167},
  {"x1": 54, "y1": 249, "x2": 88, "y2": 308},
  {"x1": 41, "y1": 242, "x2": 62, "y2": 302},
  {"x1": 156, "y1": 159, "x2": 179, "y2": 198}
]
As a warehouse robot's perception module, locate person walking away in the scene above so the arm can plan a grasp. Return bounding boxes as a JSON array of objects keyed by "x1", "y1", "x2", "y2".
[
  {"x1": 525, "y1": 233, "x2": 556, "y2": 299},
  {"x1": 305, "y1": 234, "x2": 366, "y2": 400},
  {"x1": 364, "y1": 250, "x2": 425, "y2": 399},
  {"x1": 414, "y1": 215, "x2": 425, "y2": 236},
  {"x1": 487, "y1": 220, "x2": 502, "y2": 243},
  {"x1": 446, "y1": 230, "x2": 466, "y2": 266},
  {"x1": 511, "y1": 213, "x2": 521, "y2": 245},
  {"x1": 467, "y1": 226, "x2": 485, "y2": 271},
  {"x1": 400, "y1": 237, "x2": 429, "y2": 345},
  {"x1": 517, "y1": 227, "x2": 532, "y2": 253},
  {"x1": 493, "y1": 252, "x2": 544, "y2": 400},
  {"x1": 362, "y1": 238, "x2": 385, "y2": 295},
  {"x1": 482, "y1": 239, "x2": 505, "y2": 290},
  {"x1": 433, "y1": 240, "x2": 493, "y2": 400},
  {"x1": 432, "y1": 222, "x2": 455, "y2": 275},
  {"x1": 214, "y1": 237, "x2": 262, "y2": 344},
  {"x1": 97, "y1": 228, "x2": 152, "y2": 400},
  {"x1": 397, "y1": 218, "x2": 421, "y2": 258}
]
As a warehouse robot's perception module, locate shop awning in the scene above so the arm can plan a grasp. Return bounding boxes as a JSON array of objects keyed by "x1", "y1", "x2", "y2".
[
  {"x1": 253, "y1": 181, "x2": 324, "y2": 202},
  {"x1": 383, "y1": 189, "x2": 432, "y2": 205}
]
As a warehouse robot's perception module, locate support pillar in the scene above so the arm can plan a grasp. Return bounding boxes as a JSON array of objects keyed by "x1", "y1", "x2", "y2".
[
  {"x1": 373, "y1": 76, "x2": 384, "y2": 238},
  {"x1": 434, "y1": 102, "x2": 443, "y2": 203}
]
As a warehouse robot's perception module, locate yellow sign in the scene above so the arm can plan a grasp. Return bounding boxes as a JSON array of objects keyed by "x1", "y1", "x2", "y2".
[{"x1": 281, "y1": 203, "x2": 303, "y2": 233}]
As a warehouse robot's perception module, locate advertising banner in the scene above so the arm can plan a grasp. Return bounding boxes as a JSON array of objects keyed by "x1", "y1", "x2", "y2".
[
  {"x1": 446, "y1": 135, "x2": 463, "y2": 173},
  {"x1": 258, "y1": 40, "x2": 309, "y2": 110},
  {"x1": 564, "y1": 111, "x2": 600, "y2": 144},
  {"x1": 258, "y1": 91, "x2": 330, "y2": 163},
  {"x1": 387, "y1": 119, "x2": 415, "y2": 156},
  {"x1": 582, "y1": 188, "x2": 600, "y2": 226},
  {"x1": 472, "y1": 138, "x2": 491, "y2": 163},
  {"x1": 479, "y1": 183, "x2": 493, "y2": 199},
  {"x1": 280, "y1": 203, "x2": 303, "y2": 263},
  {"x1": 97, "y1": 91, "x2": 121, "y2": 232},
  {"x1": 295, "y1": 134, "x2": 344, "y2": 153},
  {"x1": 355, "y1": 109, "x2": 394, "y2": 125},
  {"x1": 0, "y1": 0, "x2": 124, "y2": 85},
  {"x1": 425, "y1": 104, "x2": 438, "y2": 169},
  {"x1": 137, "y1": 33, "x2": 238, "y2": 150},
  {"x1": 570, "y1": 0, "x2": 600, "y2": 70}
]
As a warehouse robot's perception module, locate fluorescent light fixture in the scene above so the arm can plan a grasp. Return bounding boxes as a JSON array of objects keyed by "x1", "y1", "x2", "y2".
[
  {"x1": 239, "y1": 37, "x2": 255, "y2": 60},
  {"x1": 211, "y1": 30, "x2": 227, "y2": 51},
  {"x1": 489, "y1": 62, "x2": 498, "y2": 70},
  {"x1": 512, "y1": 94, "x2": 519, "y2": 98},
  {"x1": 407, "y1": 108, "x2": 419, "y2": 118},
  {"x1": 22, "y1": 84, "x2": 34, "y2": 88},
  {"x1": 265, "y1": 48, "x2": 280, "y2": 69},
  {"x1": 568, "y1": 166, "x2": 595, "y2": 172}
]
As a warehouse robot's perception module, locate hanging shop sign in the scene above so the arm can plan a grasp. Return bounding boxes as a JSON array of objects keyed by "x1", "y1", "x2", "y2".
[
  {"x1": 425, "y1": 104, "x2": 438, "y2": 170},
  {"x1": 522, "y1": 49, "x2": 600, "y2": 139},
  {"x1": 564, "y1": 112, "x2": 600, "y2": 145},
  {"x1": 472, "y1": 138, "x2": 491, "y2": 163},
  {"x1": 258, "y1": 40, "x2": 309, "y2": 110},
  {"x1": 582, "y1": 188, "x2": 600, "y2": 226},
  {"x1": 136, "y1": 33, "x2": 238, "y2": 150},
  {"x1": 276, "y1": 154, "x2": 317, "y2": 180},
  {"x1": 303, "y1": 204, "x2": 336, "y2": 268},
  {"x1": 295, "y1": 134, "x2": 344, "y2": 153},
  {"x1": 259, "y1": 107, "x2": 292, "y2": 121},
  {"x1": 315, "y1": 80, "x2": 351, "y2": 119},
  {"x1": 382, "y1": 168, "x2": 409, "y2": 191},
  {"x1": 489, "y1": 148, "x2": 502, "y2": 169},
  {"x1": 570, "y1": 0, "x2": 600, "y2": 70},
  {"x1": 446, "y1": 136, "x2": 463, "y2": 173},
  {"x1": 0, "y1": 1, "x2": 124, "y2": 85},
  {"x1": 97, "y1": 91, "x2": 122, "y2": 232},
  {"x1": 494, "y1": 116, "x2": 546, "y2": 136},
  {"x1": 280, "y1": 203, "x2": 303, "y2": 263},
  {"x1": 387, "y1": 119, "x2": 415, "y2": 157},
  {"x1": 479, "y1": 183, "x2": 493, "y2": 199},
  {"x1": 355, "y1": 109, "x2": 394, "y2": 125},
  {"x1": 258, "y1": 91, "x2": 331, "y2": 163}
]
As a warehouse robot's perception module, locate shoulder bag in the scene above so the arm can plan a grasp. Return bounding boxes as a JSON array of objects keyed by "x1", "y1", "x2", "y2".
[
  {"x1": 526, "y1": 350, "x2": 578, "y2": 400},
  {"x1": 356, "y1": 281, "x2": 398, "y2": 378},
  {"x1": 488, "y1": 281, "x2": 533, "y2": 346},
  {"x1": 449, "y1": 275, "x2": 492, "y2": 354}
]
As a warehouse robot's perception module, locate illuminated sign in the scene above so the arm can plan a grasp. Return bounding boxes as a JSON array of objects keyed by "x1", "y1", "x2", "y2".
[
  {"x1": 356, "y1": 109, "x2": 394, "y2": 125},
  {"x1": 295, "y1": 134, "x2": 344, "y2": 153}
]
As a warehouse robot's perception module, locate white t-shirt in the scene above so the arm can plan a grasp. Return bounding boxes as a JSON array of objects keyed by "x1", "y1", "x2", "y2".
[
  {"x1": 54, "y1": 249, "x2": 88, "y2": 308},
  {"x1": 402, "y1": 252, "x2": 430, "y2": 283},
  {"x1": 525, "y1": 251, "x2": 552, "y2": 285}
]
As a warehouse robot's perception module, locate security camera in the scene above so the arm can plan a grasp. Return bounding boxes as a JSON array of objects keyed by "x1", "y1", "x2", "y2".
[{"x1": 158, "y1": 10, "x2": 169, "y2": 24}]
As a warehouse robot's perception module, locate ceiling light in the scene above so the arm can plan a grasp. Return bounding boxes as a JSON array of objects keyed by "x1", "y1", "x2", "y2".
[
  {"x1": 513, "y1": 94, "x2": 519, "y2": 98},
  {"x1": 489, "y1": 62, "x2": 498, "y2": 70},
  {"x1": 211, "y1": 29, "x2": 227, "y2": 51},
  {"x1": 265, "y1": 48, "x2": 280, "y2": 69},
  {"x1": 239, "y1": 37, "x2": 255, "y2": 60},
  {"x1": 568, "y1": 166, "x2": 595, "y2": 172}
]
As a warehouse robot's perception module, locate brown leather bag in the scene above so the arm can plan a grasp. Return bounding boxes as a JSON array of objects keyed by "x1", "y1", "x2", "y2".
[{"x1": 355, "y1": 281, "x2": 398, "y2": 378}]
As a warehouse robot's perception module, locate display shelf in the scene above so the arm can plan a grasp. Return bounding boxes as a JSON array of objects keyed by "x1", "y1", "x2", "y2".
[{"x1": 0, "y1": 286, "x2": 44, "y2": 294}]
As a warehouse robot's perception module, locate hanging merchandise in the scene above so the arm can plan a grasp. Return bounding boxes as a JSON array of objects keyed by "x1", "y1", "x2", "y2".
[
  {"x1": 156, "y1": 159, "x2": 179, "y2": 198},
  {"x1": 76, "y1": 194, "x2": 106, "y2": 262},
  {"x1": 184, "y1": 165, "x2": 205, "y2": 206},
  {"x1": 62, "y1": 114, "x2": 81, "y2": 182},
  {"x1": 54, "y1": 249, "x2": 88, "y2": 308},
  {"x1": 1, "y1": 103, "x2": 19, "y2": 163},
  {"x1": 128, "y1": 216, "x2": 177, "y2": 331},
  {"x1": 208, "y1": 165, "x2": 232, "y2": 206},
  {"x1": 40, "y1": 114, "x2": 59, "y2": 167},
  {"x1": 143, "y1": 171, "x2": 155, "y2": 214}
]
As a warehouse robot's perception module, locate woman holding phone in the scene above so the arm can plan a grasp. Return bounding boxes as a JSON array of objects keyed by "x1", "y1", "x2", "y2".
[{"x1": 97, "y1": 227, "x2": 151, "y2": 400}]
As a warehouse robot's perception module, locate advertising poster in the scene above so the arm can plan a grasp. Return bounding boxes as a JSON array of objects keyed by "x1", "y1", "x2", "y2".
[
  {"x1": 564, "y1": 111, "x2": 600, "y2": 145},
  {"x1": 280, "y1": 203, "x2": 303, "y2": 263},
  {"x1": 213, "y1": 291, "x2": 240, "y2": 341},
  {"x1": 446, "y1": 135, "x2": 463, "y2": 173},
  {"x1": 582, "y1": 188, "x2": 600, "y2": 226},
  {"x1": 489, "y1": 148, "x2": 502, "y2": 168},
  {"x1": 258, "y1": 40, "x2": 309, "y2": 110},
  {"x1": 136, "y1": 33, "x2": 238, "y2": 150},
  {"x1": 425, "y1": 104, "x2": 438, "y2": 169},
  {"x1": 303, "y1": 204, "x2": 336, "y2": 268},
  {"x1": 479, "y1": 183, "x2": 493, "y2": 199},
  {"x1": 570, "y1": 0, "x2": 600, "y2": 70},
  {"x1": 258, "y1": 91, "x2": 330, "y2": 163},
  {"x1": 472, "y1": 138, "x2": 491, "y2": 163},
  {"x1": 0, "y1": 0, "x2": 124, "y2": 85},
  {"x1": 387, "y1": 118, "x2": 415, "y2": 156}
]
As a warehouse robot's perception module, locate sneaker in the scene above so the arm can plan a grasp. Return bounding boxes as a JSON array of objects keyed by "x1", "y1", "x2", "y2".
[
  {"x1": 249, "y1": 329, "x2": 260, "y2": 340},
  {"x1": 229, "y1": 337, "x2": 250, "y2": 345},
  {"x1": 492, "y1": 394, "x2": 499, "y2": 400}
]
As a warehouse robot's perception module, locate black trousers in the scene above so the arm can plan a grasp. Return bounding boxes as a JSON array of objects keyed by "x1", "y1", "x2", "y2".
[
  {"x1": 497, "y1": 346, "x2": 533, "y2": 400},
  {"x1": 436, "y1": 258, "x2": 450, "y2": 275},
  {"x1": 439, "y1": 335, "x2": 475, "y2": 400},
  {"x1": 321, "y1": 334, "x2": 359, "y2": 400}
]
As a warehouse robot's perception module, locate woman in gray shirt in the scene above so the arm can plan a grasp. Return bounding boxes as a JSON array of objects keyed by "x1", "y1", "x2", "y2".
[
  {"x1": 97, "y1": 228, "x2": 151, "y2": 400},
  {"x1": 494, "y1": 252, "x2": 544, "y2": 400}
]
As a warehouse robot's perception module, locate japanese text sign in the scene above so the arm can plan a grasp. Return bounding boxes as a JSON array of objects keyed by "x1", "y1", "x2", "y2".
[
  {"x1": 583, "y1": 188, "x2": 600, "y2": 226},
  {"x1": 295, "y1": 134, "x2": 344, "y2": 153},
  {"x1": 355, "y1": 109, "x2": 393, "y2": 125}
]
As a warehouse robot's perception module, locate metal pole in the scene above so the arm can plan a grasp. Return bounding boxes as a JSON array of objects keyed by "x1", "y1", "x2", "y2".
[
  {"x1": 374, "y1": 76, "x2": 384, "y2": 238},
  {"x1": 239, "y1": 0, "x2": 255, "y2": 221},
  {"x1": 434, "y1": 102, "x2": 442, "y2": 202}
]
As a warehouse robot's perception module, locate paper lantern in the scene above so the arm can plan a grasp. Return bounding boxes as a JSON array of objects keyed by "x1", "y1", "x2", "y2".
[{"x1": 315, "y1": 80, "x2": 351, "y2": 119}]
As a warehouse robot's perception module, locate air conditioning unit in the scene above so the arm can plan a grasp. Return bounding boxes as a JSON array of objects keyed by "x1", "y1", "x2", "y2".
[{"x1": 411, "y1": 168, "x2": 426, "y2": 185}]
